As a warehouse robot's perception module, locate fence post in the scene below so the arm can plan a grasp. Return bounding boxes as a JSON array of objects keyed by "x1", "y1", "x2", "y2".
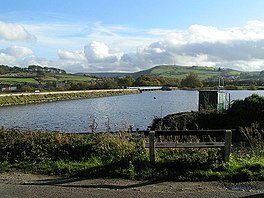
[
  {"x1": 223, "y1": 130, "x2": 232, "y2": 162},
  {"x1": 149, "y1": 131, "x2": 155, "y2": 164}
]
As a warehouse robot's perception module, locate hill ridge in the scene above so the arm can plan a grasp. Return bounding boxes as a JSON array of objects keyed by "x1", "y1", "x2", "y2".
[{"x1": 81, "y1": 65, "x2": 257, "y2": 81}]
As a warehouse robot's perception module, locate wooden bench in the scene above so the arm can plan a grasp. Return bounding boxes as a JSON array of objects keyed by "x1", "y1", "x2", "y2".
[{"x1": 144, "y1": 130, "x2": 232, "y2": 163}]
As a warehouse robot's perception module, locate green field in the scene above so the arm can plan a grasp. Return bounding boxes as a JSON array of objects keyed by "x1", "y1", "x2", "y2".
[
  {"x1": 0, "y1": 73, "x2": 95, "y2": 85},
  {"x1": 0, "y1": 77, "x2": 39, "y2": 84},
  {"x1": 55, "y1": 74, "x2": 94, "y2": 82},
  {"x1": 150, "y1": 67, "x2": 219, "y2": 80}
]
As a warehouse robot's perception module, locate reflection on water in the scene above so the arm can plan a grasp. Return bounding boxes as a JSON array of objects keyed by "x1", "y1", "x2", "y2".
[{"x1": 0, "y1": 90, "x2": 264, "y2": 132}]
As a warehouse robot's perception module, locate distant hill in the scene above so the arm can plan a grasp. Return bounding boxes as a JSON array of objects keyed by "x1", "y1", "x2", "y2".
[
  {"x1": 75, "y1": 72, "x2": 131, "y2": 78},
  {"x1": 80, "y1": 65, "x2": 261, "y2": 81},
  {"x1": 1, "y1": 64, "x2": 262, "y2": 82}
]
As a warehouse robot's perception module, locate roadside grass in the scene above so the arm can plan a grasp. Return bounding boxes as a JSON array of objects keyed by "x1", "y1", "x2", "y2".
[
  {"x1": 1, "y1": 128, "x2": 264, "y2": 181},
  {"x1": 190, "y1": 155, "x2": 264, "y2": 181},
  {"x1": 0, "y1": 157, "x2": 104, "y2": 176}
]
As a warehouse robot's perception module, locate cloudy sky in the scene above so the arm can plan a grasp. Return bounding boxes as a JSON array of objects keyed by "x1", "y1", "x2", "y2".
[{"x1": 1, "y1": 0, "x2": 264, "y2": 73}]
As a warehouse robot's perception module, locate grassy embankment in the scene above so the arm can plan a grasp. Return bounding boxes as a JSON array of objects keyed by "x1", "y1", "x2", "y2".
[{"x1": 0, "y1": 89, "x2": 139, "y2": 107}]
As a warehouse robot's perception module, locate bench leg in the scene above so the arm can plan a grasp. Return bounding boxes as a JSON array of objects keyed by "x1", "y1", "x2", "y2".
[
  {"x1": 223, "y1": 130, "x2": 232, "y2": 162},
  {"x1": 149, "y1": 131, "x2": 155, "y2": 164}
]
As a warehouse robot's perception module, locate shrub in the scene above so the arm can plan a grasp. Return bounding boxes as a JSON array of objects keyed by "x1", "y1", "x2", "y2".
[
  {"x1": 228, "y1": 94, "x2": 264, "y2": 128},
  {"x1": 0, "y1": 129, "x2": 147, "y2": 164},
  {"x1": 0, "y1": 129, "x2": 95, "y2": 163}
]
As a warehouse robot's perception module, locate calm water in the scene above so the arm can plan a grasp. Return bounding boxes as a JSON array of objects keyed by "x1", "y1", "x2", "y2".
[{"x1": 0, "y1": 90, "x2": 264, "y2": 132}]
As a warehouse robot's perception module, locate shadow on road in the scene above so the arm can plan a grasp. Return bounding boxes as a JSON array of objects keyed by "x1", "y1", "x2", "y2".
[
  {"x1": 25, "y1": 177, "x2": 164, "y2": 190},
  {"x1": 242, "y1": 194, "x2": 264, "y2": 198}
]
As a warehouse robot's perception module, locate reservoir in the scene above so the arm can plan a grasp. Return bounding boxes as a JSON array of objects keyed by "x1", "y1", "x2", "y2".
[{"x1": 0, "y1": 90, "x2": 264, "y2": 132}]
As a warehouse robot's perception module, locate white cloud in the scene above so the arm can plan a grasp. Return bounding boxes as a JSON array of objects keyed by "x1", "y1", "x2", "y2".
[
  {"x1": 84, "y1": 41, "x2": 124, "y2": 63},
  {"x1": 0, "y1": 21, "x2": 36, "y2": 41},
  {"x1": 1, "y1": 46, "x2": 33, "y2": 58},
  {"x1": 163, "y1": 20, "x2": 264, "y2": 46},
  {"x1": 85, "y1": 41, "x2": 110, "y2": 60},
  {"x1": 58, "y1": 49, "x2": 86, "y2": 61},
  {"x1": 0, "y1": 53, "x2": 17, "y2": 65},
  {"x1": 0, "y1": 45, "x2": 34, "y2": 66}
]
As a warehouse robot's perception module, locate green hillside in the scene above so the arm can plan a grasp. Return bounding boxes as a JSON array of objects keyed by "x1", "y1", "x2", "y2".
[
  {"x1": 132, "y1": 65, "x2": 245, "y2": 80},
  {"x1": 84, "y1": 65, "x2": 261, "y2": 81}
]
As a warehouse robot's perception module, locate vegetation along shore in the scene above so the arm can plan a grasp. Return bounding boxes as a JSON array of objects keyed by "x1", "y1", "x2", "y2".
[{"x1": 0, "y1": 89, "x2": 139, "y2": 107}]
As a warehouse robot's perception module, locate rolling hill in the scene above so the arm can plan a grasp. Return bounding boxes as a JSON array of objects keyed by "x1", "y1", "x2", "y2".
[{"x1": 83, "y1": 65, "x2": 261, "y2": 81}]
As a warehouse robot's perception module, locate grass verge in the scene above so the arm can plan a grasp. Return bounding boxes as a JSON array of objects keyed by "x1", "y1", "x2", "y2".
[{"x1": 1, "y1": 128, "x2": 264, "y2": 181}]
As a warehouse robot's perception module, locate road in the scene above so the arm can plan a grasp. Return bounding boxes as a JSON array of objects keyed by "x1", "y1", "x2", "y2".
[{"x1": 0, "y1": 172, "x2": 263, "y2": 198}]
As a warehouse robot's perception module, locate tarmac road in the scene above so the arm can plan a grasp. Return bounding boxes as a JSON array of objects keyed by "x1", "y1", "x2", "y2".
[{"x1": 0, "y1": 172, "x2": 263, "y2": 198}]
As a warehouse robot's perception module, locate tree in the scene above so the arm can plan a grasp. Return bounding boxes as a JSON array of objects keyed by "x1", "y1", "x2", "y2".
[
  {"x1": 134, "y1": 75, "x2": 161, "y2": 86},
  {"x1": 158, "y1": 76, "x2": 180, "y2": 87},
  {"x1": 117, "y1": 76, "x2": 135, "y2": 88},
  {"x1": 259, "y1": 71, "x2": 264, "y2": 79},
  {"x1": 181, "y1": 72, "x2": 203, "y2": 88}
]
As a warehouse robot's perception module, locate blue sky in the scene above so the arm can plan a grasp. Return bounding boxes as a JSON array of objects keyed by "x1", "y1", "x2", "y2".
[{"x1": 1, "y1": 0, "x2": 264, "y2": 73}]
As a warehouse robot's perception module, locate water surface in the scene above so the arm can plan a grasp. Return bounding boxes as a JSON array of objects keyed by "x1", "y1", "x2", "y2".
[{"x1": 0, "y1": 90, "x2": 263, "y2": 132}]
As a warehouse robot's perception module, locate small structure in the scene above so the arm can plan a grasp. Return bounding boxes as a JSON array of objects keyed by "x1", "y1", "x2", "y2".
[
  {"x1": 56, "y1": 80, "x2": 68, "y2": 88},
  {"x1": 0, "y1": 84, "x2": 17, "y2": 92},
  {"x1": 198, "y1": 90, "x2": 226, "y2": 111}
]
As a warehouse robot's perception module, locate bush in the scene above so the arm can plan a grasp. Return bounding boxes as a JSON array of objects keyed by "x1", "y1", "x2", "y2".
[
  {"x1": 0, "y1": 129, "x2": 94, "y2": 163},
  {"x1": 0, "y1": 129, "x2": 147, "y2": 164},
  {"x1": 228, "y1": 94, "x2": 264, "y2": 128}
]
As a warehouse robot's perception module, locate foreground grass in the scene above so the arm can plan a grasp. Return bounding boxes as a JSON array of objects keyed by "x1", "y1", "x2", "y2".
[
  {"x1": 1, "y1": 129, "x2": 264, "y2": 181},
  {"x1": 1, "y1": 153, "x2": 264, "y2": 181},
  {"x1": 190, "y1": 155, "x2": 264, "y2": 181}
]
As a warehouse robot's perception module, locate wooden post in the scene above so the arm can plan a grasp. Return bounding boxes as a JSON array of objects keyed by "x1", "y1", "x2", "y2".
[
  {"x1": 149, "y1": 131, "x2": 155, "y2": 164},
  {"x1": 223, "y1": 130, "x2": 232, "y2": 162}
]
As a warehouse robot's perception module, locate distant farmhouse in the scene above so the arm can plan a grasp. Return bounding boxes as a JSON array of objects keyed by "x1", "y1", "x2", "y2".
[{"x1": 0, "y1": 84, "x2": 17, "y2": 92}]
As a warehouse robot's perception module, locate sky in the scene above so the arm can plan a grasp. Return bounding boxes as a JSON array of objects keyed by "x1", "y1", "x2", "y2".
[{"x1": 1, "y1": 0, "x2": 264, "y2": 73}]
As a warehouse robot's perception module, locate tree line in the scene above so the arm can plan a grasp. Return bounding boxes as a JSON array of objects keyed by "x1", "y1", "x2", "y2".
[
  {"x1": 58, "y1": 73, "x2": 203, "y2": 91},
  {"x1": 0, "y1": 65, "x2": 66, "y2": 74}
]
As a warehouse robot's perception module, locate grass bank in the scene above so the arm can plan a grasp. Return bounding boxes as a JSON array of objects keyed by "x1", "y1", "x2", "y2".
[
  {"x1": 0, "y1": 128, "x2": 264, "y2": 181},
  {"x1": 0, "y1": 89, "x2": 139, "y2": 107}
]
